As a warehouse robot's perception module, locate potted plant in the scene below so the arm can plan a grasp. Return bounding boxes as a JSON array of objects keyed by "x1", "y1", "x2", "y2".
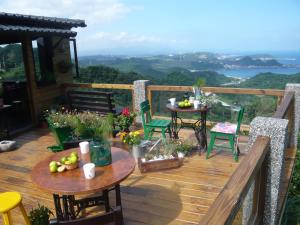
[
  {"x1": 120, "y1": 130, "x2": 142, "y2": 160},
  {"x1": 193, "y1": 78, "x2": 206, "y2": 100},
  {"x1": 29, "y1": 204, "x2": 53, "y2": 225},
  {"x1": 114, "y1": 107, "x2": 136, "y2": 132},
  {"x1": 46, "y1": 108, "x2": 74, "y2": 150},
  {"x1": 69, "y1": 111, "x2": 113, "y2": 167}
]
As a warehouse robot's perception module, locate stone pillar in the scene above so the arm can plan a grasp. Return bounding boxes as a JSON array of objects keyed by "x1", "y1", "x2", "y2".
[
  {"x1": 242, "y1": 117, "x2": 288, "y2": 225},
  {"x1": 133, "y1": 80, "x2": 150, "y2": 124},
  {"x1": 285, "y1": 84, "x2": 300, "y2": 147}
]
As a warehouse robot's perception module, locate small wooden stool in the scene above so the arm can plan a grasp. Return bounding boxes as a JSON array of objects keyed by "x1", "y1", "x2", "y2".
[{"x1": 0, "y1": 192, "x2": 31, "y2": 225}]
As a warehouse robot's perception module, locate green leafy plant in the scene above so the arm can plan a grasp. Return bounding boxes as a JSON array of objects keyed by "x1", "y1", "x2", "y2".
[
  {"x1": 46, "y1": 108, "x2": 74, "y2": 128},
  {"x1": 45, "y1": 109, "x2": 113, "y2": 141},
  {"x1": 144, "y1": 139, "x2": 194, "y2": 160},
  {"x1": 193, "y1": 78, "x2": 206, "y2": 88},
  {"x1": 281, "y1": 133, "x2": 300, "y2": 225},
  {"x1": 69, "y1": 111, "x2": 113, "y2": 141},
  {"x1": 165, "y1": 139, "x2": 194, "y2": 155},
  {"x1": 29, "y1": 204, "x2": 53, "y2": 225}
]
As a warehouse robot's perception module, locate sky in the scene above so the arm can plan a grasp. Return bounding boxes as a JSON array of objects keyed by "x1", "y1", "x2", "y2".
[{"x1": 1, "y1": 0, "x2": 300, "y2": 56}]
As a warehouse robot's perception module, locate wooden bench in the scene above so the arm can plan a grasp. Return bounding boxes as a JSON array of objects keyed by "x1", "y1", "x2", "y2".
[{"x1": 67, "y1": 89, "x2": 116, "y2": 115}]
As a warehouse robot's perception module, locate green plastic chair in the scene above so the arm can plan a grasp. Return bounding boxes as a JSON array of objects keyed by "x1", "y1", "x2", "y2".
[
  {"x1": 140, "y1": 100, "x2": 171, "y2": 141},
  {"x1": 206, "y1": 106, "x2": 244, "y2": 161}
]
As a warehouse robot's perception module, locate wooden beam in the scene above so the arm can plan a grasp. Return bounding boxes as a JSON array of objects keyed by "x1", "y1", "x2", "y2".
[
  {"x1": 63, "y1": 83, "x2": 133, "y2": 90},
  {"x1": 273, "y1": 92, "x2": 294, "y2": 119},
  {"x1": 147, "y1": 85, "x2": 284, "y2": 97}
]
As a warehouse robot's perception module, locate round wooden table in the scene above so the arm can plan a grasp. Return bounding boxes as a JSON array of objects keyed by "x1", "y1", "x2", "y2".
[
  {"x1": 166, "y1": 103, "x2": 209, "y2": 151},
  {"x1": 31, "y1": 147, "x2": 135, "y2": 221}
]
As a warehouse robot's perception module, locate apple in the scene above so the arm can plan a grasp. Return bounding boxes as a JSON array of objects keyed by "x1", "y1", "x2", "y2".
[
  {"x1": 178, "y1": 102, "x2": 184, "y2": 107},
  {"x1": 70, "y1": 152, "x2": 78, "y2": 157},
  {"x1": 49, "y1": 161, "x2": 57, "y2": 168},
  {"x1": 49, "y1": 165, "x2": 58, "y2": 173},
  {"x1": 69, "y1": 155, "x2": 78, "y2": 164},
  {"x1": 60, "y1": 157, "x2": 67, "y2": 164},
  {"x1": 64, "y1": 160, "x2": 72, "y2": 165}
]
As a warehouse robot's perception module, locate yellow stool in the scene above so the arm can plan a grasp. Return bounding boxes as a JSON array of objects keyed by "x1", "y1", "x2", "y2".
[{"x1": 0, "y1": 192, "x2": 31, "y2": 225}]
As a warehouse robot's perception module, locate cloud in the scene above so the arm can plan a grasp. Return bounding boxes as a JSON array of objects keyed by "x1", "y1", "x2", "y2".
[
  {"x1": 0, "y1": 0, "x2": 135, "y2": 25},
  {"x1": 92, "y1": 32, "x2": 161, "y2": 43},
  {"x1": 0, "y1": 0, "x2": 181, "y2": 54}
]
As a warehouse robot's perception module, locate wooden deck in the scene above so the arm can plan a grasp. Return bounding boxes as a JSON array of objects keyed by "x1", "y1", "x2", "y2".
[{"x1": 0, "y1": 128, "x2": 248, "y2": 225}]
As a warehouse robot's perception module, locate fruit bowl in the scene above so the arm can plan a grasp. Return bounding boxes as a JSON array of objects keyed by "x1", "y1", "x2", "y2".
[
  {"x1": 65, "y1": 161, "x2": 79, "y2": 170},
  {"x1": 49, "y1": 151, "x2": 80, "y2": 173},
  {"x1": 177, "y1": 100, "x2": 193, "y2": 108},
  {"x1": 178, "y1": 104, "x2": 192, "y2": 108}
]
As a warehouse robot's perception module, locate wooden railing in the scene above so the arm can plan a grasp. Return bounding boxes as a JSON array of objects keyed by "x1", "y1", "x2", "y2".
[
  {"x1": 63, "y1": 82, "x2": 133, "y2": 90},
  {"x1": 199, "y1": 90, "x2": 296, "y2": 225},
  {"x1": 147, "y1": 86, "x2": 284, "y2": 107},
  {"x1": 147, "y1": 85, "x2": 285, "y2": 131},
  {"x1": 63, "y1": 82, "x2": 135, "y2": 110},
  {"x1": 199, "y1": 136, "x2": 270, "y2": 225}
]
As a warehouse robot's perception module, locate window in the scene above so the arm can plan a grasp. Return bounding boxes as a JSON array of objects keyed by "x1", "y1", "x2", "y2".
[{"x1": 32, "y1": 37, "x2": 56, "y2": 86}]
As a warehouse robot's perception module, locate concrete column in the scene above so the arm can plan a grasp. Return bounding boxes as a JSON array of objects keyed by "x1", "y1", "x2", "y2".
[
  {"x1": 285, "y1": 84, "x2": 300, "y2": 147},
  {"x1": 133, "y1": 80, "x2": 150, "y2": 124},
  {"x1": 243, "y1": 117, "x2": 288, "y2": 225}
]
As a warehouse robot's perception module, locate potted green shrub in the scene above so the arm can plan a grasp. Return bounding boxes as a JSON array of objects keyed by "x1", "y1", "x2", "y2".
[
  {"x1": 46, "y1": 109, "x2": 74, "y2": 151},
  {"x1": 69, "y1": 111, "x2": 113, "y2": 167},
  {"x1": 29, "y1": 204, "x2": 53, "y2": 225}
]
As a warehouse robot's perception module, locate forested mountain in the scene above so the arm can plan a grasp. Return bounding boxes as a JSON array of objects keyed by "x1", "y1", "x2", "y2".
[
  {"x1": 77, "y1": 64, "x2": 235, "y2": 87},
  {"x1": 79, "y1": 52, "x2": 283, "y2": 78},
  {"x1": 239, "y1": 72, "x2": 300, "y2": 89}
]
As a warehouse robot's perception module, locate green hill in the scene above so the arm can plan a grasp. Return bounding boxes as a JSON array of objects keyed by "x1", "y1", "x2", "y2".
[{"x1": 239, "y1": 72, "x2": 300, "y2": 89}]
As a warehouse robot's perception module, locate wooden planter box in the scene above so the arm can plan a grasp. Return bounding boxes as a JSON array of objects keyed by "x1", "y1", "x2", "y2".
[{"x1": 138, "y1": 157, "x2": 183, "y2": 173}]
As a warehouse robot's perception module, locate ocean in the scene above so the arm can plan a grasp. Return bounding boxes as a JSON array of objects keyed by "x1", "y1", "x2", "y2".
[{"x1": 216, "y1": 51, "x2": 300, "y2": 78}]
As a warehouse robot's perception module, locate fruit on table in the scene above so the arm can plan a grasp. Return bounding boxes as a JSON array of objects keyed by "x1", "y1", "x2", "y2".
[
  {"x1": 49, "y1": 164, "x2": 58, "y2": 173},
  {"x1": 60, "y1": 157, "x2": 67, "y2": 164},
  {"x1": 70, "y1": 152, "x2": 78, "y2": 157},
  {"x1": 49, "y1": 151, "x2": 79, "y2": 173},
  {"x1": 57, "y1": 165, "x2": 66, "y2": 172},
  {"x1": 49, "y1": 161, "x2": 57, "y2": 167},
  {"x1": 178, "y1": 99, "x2": 192, "y2": 108}
]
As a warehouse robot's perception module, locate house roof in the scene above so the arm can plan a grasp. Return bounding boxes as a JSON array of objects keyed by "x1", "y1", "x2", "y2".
[{"x1": 0, "y1": 12, "x2": 86, "y2": 40}]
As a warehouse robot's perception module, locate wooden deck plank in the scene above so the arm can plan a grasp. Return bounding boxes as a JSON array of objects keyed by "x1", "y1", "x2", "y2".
[{"x1": 0, "y1": 128, "x2": 246, "y2": 225}]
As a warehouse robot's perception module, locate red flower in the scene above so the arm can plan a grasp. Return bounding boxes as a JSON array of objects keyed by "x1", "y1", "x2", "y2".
[{"x1": 121, "y1": 107, "x2": 130, "y2": 117}]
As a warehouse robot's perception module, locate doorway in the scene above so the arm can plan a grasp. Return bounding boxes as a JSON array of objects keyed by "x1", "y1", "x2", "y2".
[{"x1": 0, "y1": 43, "x2": 32, "y2": 138}]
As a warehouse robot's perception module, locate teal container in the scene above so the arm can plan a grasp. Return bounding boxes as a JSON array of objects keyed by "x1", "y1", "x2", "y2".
[
  {"x1": 51, "y1": 126, "x2": 72, "y2": 147},
  {"x1": 89, "y1": 140, "x2": 112, "y2": 167}
]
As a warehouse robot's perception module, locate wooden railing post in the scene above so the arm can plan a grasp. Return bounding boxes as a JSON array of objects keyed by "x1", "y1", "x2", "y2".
[{"x1": 285, "y1": 84, "x2": 300, "y2": 148}]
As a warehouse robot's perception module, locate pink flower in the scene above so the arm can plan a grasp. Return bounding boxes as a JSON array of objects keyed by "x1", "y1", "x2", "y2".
[{"x1": 122, "y1": 107, "x2": 130, "y2": 117}]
